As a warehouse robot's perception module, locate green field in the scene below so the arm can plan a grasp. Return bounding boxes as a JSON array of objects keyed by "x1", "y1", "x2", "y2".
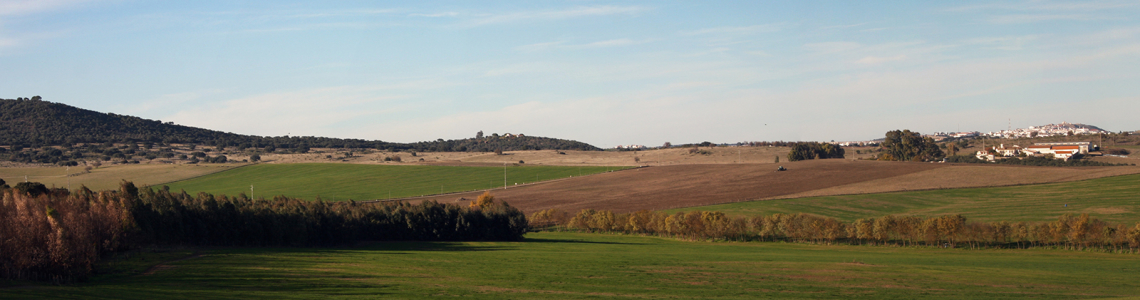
[
  {"x1": 670, "y1": 173, "x2": 1140, "y2": 224},
  {"x1": 162, "y1": 163, "x2": 625, "y2": 201},
  {"x1": 3, "y1": 232, "x2": 1138, "y2": 299}
]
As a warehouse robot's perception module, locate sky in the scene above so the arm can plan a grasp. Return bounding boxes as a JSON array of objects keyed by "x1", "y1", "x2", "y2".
[{"x1": 2, "y1": 0, "x2": 1139, "y2": 147}]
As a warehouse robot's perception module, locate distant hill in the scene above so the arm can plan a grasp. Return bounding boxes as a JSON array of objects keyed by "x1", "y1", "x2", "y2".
[{"x1": 0, "y1": 97, "x2": 599, "y2": 157}]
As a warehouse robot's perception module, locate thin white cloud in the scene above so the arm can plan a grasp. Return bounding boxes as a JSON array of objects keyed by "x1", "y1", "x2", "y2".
[
  {"x1": 234, "y1": 22, "x2": 385, "y2": 34},
  {"x1": 409, "y1": 12, "x2": 458, "y2": 18},
  {"x1": 822, "y1": 22, "x2": 869, "y2": 29},
  {"x1": 515, "y1": 41, "x2": 566, "y2": 52},
  {"x1": 966, "y1": 35, "x2": 1040, "y2": 50},
  {"x1": 946, "y1": 1, "x2": 1138, "y2": 12},
  {"x1": 1085, "y1": 27, "x2": 1140, "y2": 42},
  {"x1": 0, "y1": 0, "x2": 95, "y2": 16},
  {"x1": 513, "y1": 38, "x2": 651, "y2": 52},
  {"x1": 468, "y1": 5, "x2": 646, "y2": 26},
  {"x1": 581, "y1": 38, "x2": 647, "y2": 48},
  {"x1": 855, "y1": 55, "x2": 907, "y2": 65},
  {"x1": 988, "y1": 14, "x2": 1107, "y2": 24},
  {"x1": 802, "y1": 42, "x2": 861, "y2": 54},
  {"x1": 680, "y1": 24, "x2": 784, "y2": 35},
  {"x1": 0, "y1": 37, "x2": 18, "y2": 48}
]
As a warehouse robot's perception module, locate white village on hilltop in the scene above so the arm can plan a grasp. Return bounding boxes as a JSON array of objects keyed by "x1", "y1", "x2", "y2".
[{"x1": 983, "y1": 122, "x2": 1105, "y2": 138}]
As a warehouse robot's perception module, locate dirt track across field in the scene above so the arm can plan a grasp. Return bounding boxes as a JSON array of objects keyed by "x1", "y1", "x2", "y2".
[{"x1": 416, "y1": 160, "x2": 1140, "y2": 214}]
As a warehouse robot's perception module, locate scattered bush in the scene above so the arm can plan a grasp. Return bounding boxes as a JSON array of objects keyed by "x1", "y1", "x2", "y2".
[{"x1": 1105, "y1": 148, "x2": 1131, "y2": 156}]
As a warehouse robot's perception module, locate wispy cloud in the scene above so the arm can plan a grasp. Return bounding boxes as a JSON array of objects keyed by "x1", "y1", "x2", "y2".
[
  {"x1": 680, "y1": 24, "x2": 784, "y2": 35},
  {"x1": 581, "y1": 38, "x2": 649, "y2": 48},
  {"x1": 233, "y1": 22, "x2": 387, "y2": 34},
  {"x1": 988, "y1": 14, "x2": 1109, "y2": 24},
  {"x1": 0, "y1": 37, "x2": 18, "y2": 48},
  {"x1": 947, "y1": 0, "x2": 1139, "y2": 12},
  {"x1": 945, "y1": 1, "x2": 1136, "y2": 23},
  {"x1": 802, "y1": 42, "x2": 861, "y2": 54},
  {"x1": 468, "y1": 5, "x2": 646, "y2": 26},
  {"x1": 515, "y1": 41, "x2": 566, "y2": 52},
  {"x1": 514, "y1": 38, "x2": 651, "y2": 52},
  {"x1": 855, "y1": 55, "x2": 907, "y2": 65},
  {"x1": 0, "y1": 0, "x2": 96, "y2": 16},
  {"x1": 409, "y1": 12, "x2": 458, "y2": 18},
  {"x1": 966, "y1": 35, "x2": 1040, "y2": 50},
  {"x1": 822, "y1": 22, "x2": 869, "y2": 29},
  {"x1": 220, "y1": 8, "x2": 397, "y2": 20}
]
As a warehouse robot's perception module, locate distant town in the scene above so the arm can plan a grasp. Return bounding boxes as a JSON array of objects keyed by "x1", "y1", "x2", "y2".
[
  {"x1": 618, "y1": 122, "x2": 1127, "y2": 150},
  {"x1": 828, "y1": 122, "x2": 1114, "y2": 149}
]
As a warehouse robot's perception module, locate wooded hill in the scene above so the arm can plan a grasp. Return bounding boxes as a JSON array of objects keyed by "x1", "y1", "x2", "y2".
[{"x1": 0, "y1": 97, "x2": 599, "y2": 154}]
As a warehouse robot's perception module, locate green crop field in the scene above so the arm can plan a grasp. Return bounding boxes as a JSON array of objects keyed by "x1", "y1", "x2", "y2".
[
  {"x1": 162, "y1": 163, "x2": 625, "y2": 201},
  {"x1": 670, "y1": 173, "x2": 1140, "y2": 224},
  {"x1": 3, "y1": 231, "x2": 1138, "y2": 299}
]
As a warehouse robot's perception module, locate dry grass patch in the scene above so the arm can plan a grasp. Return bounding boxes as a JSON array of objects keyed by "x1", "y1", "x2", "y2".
[{"x1": 0, "y1": 164, "x2": 239, "y2": 190}]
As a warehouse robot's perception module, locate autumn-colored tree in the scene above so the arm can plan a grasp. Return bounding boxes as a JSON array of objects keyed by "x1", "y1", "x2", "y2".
[
  {"x1": 682, "y1": 211, "x2": 706, "y2": 239},
  {"x1": 664, "y1": 212, "x2": 684, "y2": 236},
  {"x1": 627, "y1": 210, "x2": 653, "y2": 233},
  {"x1": 936, "y1": 215, "x2": 966, "y2": 245},
  {"x1": 569, "y1": 209, "x2": 597, "y2": 231},
  {"x1": 470, "y1": 191, "x2": 495, "y2": 209},
  {"x1": 529, "y1": 209, "x2": 568, "y2": 228},
  {"x1": 1127, "y1": 222, "x2": 1140, "y2": 249},
  {"x1": 854, "y1": 218, "x2": 875, "y2": 244},
  {"x1": 872, "y1": 215, "x2": 895, "y2": 244}
]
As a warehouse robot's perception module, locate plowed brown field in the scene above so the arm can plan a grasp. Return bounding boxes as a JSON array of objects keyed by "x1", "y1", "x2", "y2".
[{"x1": 415, "y1": 160, "x2": 1140, "y2": 213}]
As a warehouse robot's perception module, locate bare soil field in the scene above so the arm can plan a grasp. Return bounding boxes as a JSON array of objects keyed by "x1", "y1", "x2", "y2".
[
  {"x1": 414, "y1": 160, "x2": 1140, "y2": 214},
  {"x1": 417, "y1": 159, "x2": 942, "y2": 213}
]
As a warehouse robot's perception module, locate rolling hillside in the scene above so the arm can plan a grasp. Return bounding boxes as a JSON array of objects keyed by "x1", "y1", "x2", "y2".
[{"x1": 0, "y1": 97, "x2": 600, "y2": 152}]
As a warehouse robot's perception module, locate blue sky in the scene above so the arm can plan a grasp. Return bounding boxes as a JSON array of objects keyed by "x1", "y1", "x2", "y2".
[{"x1": 2, "y1": 1, "x2": 1139, "y2": 147}]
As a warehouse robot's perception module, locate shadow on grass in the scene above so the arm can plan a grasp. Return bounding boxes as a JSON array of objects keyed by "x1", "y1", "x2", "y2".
[
  {"x1": 359, "y1": 241, "x2": 518, "y2": 252},
  {"x1": 523, "y1": 237, "x2": 646, "y2": 245}
]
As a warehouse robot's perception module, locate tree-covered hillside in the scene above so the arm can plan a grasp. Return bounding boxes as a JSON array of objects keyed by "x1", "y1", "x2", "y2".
[{"x1": 0, "y1": 97, "x2": 598, "y2": 164}]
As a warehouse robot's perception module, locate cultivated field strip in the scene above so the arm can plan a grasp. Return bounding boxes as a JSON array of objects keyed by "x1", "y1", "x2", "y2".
[{"x1": 162, "y1": 163, "x2": 625, "y2": 201}]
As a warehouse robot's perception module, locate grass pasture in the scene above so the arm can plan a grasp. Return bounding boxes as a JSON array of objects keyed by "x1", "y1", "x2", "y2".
[
  {"x1": 671, "y1": 173, "x2": 1140, "y2": 224},
  {"x1": 3, "y1": 232, "x2": 1139, "y2": 299},
  {"x1": 163, "y1": 163, "x2": 625, "y2": 201}
]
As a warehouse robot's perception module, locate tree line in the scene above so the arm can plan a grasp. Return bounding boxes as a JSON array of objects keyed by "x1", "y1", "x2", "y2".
[
  {"x1": 0, "y1": 182, "x2": 527, "y2": 283},
  {"x1": 786, "y1": 142, "x2": 845, "y2": 161},
  {"x1": 530, "y1": 208, "x2": 1140, "y2": 252}
]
